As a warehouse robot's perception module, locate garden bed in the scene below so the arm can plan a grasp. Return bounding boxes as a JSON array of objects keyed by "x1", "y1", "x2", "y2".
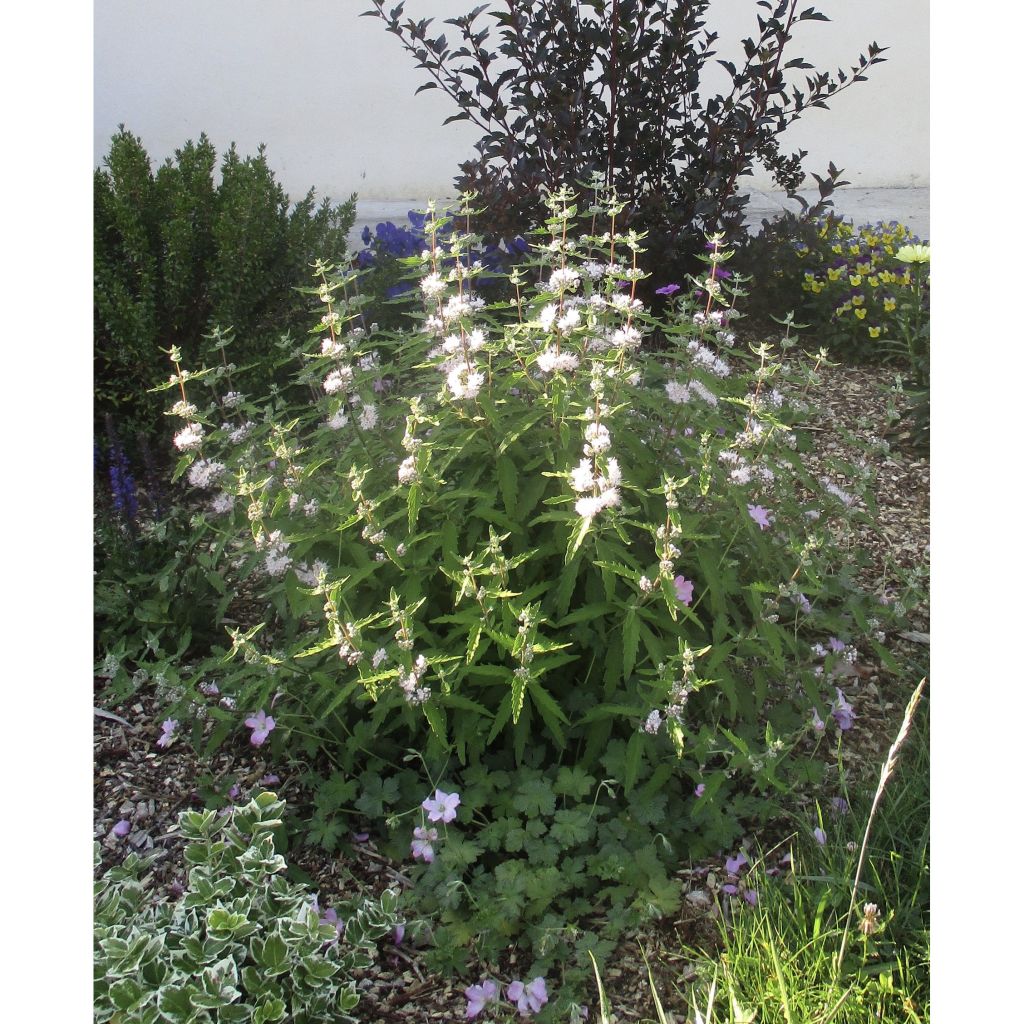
[{"x1": 94, "y1": 361, "x2": 928, "y2": 1022}]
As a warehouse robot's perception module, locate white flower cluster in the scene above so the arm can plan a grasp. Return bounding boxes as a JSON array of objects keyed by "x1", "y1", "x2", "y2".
[
  {"x1": 174, "y1": 423, "x2": 204, "y2": 451},
  {"x1": 228, "y1": 421, "x2": 255, "y2": 445},
  {"x1": 536, "y1": 347, "x2": 579, "y2": 374},
  {"x1": 210, "y1": 492, "x2": 234, "y2": 515},
  {"x1": 688, "y1": 341, "x2": 731, "y2": 378},
  {"x1": 187, "y1": 458, "x2": 225, "y2": 489},
  {"x1": 398, "y1": 654, "x2": 431, "y2": 705},
  {"x1": 571, "y1": 420, "x2": 623, "y2": 518},
  {"x1": 222, "y1": 391, "x2": 245, "y2": 408},
  {"x1": 258, "y1": 529, "x2": 292, "y2": 578}
]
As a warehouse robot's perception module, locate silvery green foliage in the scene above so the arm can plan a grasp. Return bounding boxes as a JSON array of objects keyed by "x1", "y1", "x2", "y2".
[{"x1": 94, "y1": 792, "x2": 401, "y2": 1024}]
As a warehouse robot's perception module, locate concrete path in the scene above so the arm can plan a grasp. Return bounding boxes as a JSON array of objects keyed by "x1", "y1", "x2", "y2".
[{"x1": 351, "y1": 186, "x2": 929, "y2": 250}]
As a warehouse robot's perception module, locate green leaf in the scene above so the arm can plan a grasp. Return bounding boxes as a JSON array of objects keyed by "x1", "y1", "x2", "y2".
[
  {"x1": 624, "y1": 731, "x2": 646, "y2": 793},
  {"x1": 496, "y1": 455, "x2": 518, "y2": 517},
  {"x1": 622, "y1": 606, "x2": 639, "y2": 680},
  {"x1": 510, "y1": 669, "x2": 527, "y2": 725},
  {"x1": 250, "y1": 932, "x2": 290, "y2": 976},
  {"x1": 527, "y1": 679, "x2": 568, "y2": 747}
]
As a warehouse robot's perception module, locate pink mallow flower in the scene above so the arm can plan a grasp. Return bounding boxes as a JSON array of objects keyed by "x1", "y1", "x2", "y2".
[
  {"x1": 725, "y1": 851, "x2": 748, "y2": 874},
  {"x1": 156, "y1": 719, "x2": 178, "y2": 749},
  {"x1": 411, "y1": 825, "x2": 438, "y2": 863},
  {"x1": 674, "y1": 575, "x2": 694, "y2": 605},
  {"x1": 465, "y1": 979, "x2": 500, "y2": 1019},
  {"x1": 422, "y1": 788, "x2": 461, "y2": 823},
  {"x1": 244, "y1": 709, "x2": 276, "y2": 746},
  {"x1": 507, "y1": 977, "x2": 549, "y2": 1017},
  {"x1": 747, "y1": 504, "x2": 773, "y2": 530},
  {"x1": 831, "y1": 688, "x2": 857, "y2": 731}
]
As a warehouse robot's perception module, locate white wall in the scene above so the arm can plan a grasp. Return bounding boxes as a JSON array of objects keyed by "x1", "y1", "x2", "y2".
[{"x1": 94, "y1": 0, "x2": 928, "y2": 203}]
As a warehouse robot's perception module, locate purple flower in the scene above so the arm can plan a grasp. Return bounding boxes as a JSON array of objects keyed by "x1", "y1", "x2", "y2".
[
  {"x1": 828, "y1": 637, "x2": 846, "y2": 653},
  {"x1": 244, "y1": 709, "x2": 276, "y2": 747},
  {"x1": 393, "y1": 924, "x2": 405, "y2": 946},
  {"x1": 508, "y1": 977, "x2": 549, "y2": 1016},
  {"x1": 811, "y1": 707, "x2": 826, "y2": 733},
  {"x1": 694, "y1": 783, "x2": 706, "y2": 798},
  {"x1": 156, "y1": 719, "x2": 178, "y2": 749},
  {"x1": 411, "y1": 825, "x2": 438, "y2": 863},
  {"x1": 720, "y1": 883, "x2": 739, "y2": 895},
  {"x1": 422, "y1": 788, "x2": 461, "y2": 823},
  {"x1": 747, "y1": 504, "x2": 773, "y2": 530},
  {"x1": 793, "y1": 592, "x2": 812, "y2": 614},
  {"x1": 831, "y1": 796, "x2": 850, "y2": 816},
  {"x1": 655, "y1": 283, "x2": 681, "y2": 296},
  {"x1": 352, "y1": 831, "x2": 370, "y2": 843},
  {"x1": 319, "y1": 907, "x2": 344, "y2": 938},
  {"x1": 674, "y1": 575, "x2": 694, "y2": 605},
  {"x1": 743, "y1": 888, "x2": 758, "y2": 906},
  {"x1": 813, "y1": 827, "x2": 827, "y2": 846},
  {"x1": 259, "y1": 774, "x2": 280, "y2": 786},
  {"x1": 725, "y1": 851, "x2": 748, "y2": 874},
  {"x1": 465, "y1": 979, "x2": 500, "y2": 1019},
  {"x1": 198, "y1": 681, "x2": 220, "y2": 697},
  {"x1": 831, "y1": 688, "x2": 857, "y2": 731},
  {"x1": 111, "y1": 819, "x2": 131, "y2": 838}
]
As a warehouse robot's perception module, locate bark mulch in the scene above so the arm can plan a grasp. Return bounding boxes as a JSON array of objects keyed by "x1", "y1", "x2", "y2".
[{"x1": 94, "y1": 363, "x2": 929, "y2": 1022}]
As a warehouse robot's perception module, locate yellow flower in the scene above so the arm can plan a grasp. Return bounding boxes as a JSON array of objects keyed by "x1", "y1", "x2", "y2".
[
  {"x1": 827, "y1": 267, "x2": 843, "y2": 281},
  {"x1": 851, "y1": 294, "x2": 865, "y2": 307},
  {"x1": 895, "y1": 243, "x2": 930, "y2": 264},
  {"x1": 868, "y1": 326, "x2": 881, "y2": 338},
  {"x1": 857, "y1": 262, "x2": 871, "y2": 274},
  {"x1": 849, "y1": 274, "x2": 862, "y2": 286},
  {"x1": 854, "y1": 308, "x2": 867, "y2": 319},
  {"x1": 868, "y1": 276, "x2": 879, "y2": 287},
  {"x1": 883, "y1": 298, "x2": 896, "y2": 312},
  {"x1": 832, "y1": 244, "x2": 843, "y2": 254}
]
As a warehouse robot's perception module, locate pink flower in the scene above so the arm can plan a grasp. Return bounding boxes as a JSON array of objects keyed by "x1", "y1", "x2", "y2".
[
  {"x1": 156, "y1": 719, "x2": 178, "y2": 749},
  {"x1": 694, "y1": 783, "x2": 706, "y2": 798},
  {"x1": 725, "y1": 851, "x2": 748, "y2": 874},
  {"x1": 507, "y1": 977, "x2": 549, "y2": 1016},
  {"x1": 673, "y1": 575, "x2": 694, "y2": 605},
  {"x1": 465, "y1": 979, "x2": 500, "y2": 1019},
  {"x1": 244, "y1": 709, "x2": 276, "y2": 746},
  {"x1": 411, "y1": 825, "x2": 438, "y2": 863},
  {"x1": 747, "y1": 504, "x2": 773, "y2": 530},
  {"x1": 422, "y1": 788, "x2": 461, "y2": 823}
]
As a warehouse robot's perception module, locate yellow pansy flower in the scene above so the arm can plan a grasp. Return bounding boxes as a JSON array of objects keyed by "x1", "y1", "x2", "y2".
[
  {"x1": 868, "y1": 326, "x2": 881, "y2": 338},
  {"x1": 849, "y1": 274, "x2": 862, "y2": 286},
  {"x1": 854, "y1": 308, "x2": 866, "y2": 319}
]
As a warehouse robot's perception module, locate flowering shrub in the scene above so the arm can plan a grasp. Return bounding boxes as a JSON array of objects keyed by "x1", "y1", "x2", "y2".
[
  {"x1": 161, "y1": 187, "x2": 897, "y2": 977},
  {"x1": 94, "y1": 791, "x2": 402, "y2": 1023},
  {"x1": 365, "y1": 0, "x2": 885, "y2": 287}
]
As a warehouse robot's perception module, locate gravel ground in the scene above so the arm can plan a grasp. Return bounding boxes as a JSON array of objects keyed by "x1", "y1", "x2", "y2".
[{"x1": 94, "y1": 362, "x2": 929, "y2": 1022}]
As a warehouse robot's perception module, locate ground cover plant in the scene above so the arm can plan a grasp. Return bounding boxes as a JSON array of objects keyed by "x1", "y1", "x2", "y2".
[
  {"x1": 113, "y1": 182, "x2": 924, "y2": 1013},
  {"x1": 364, "y1": 0, "x2": 885, "y2": 288},
  {"x1": 591, "y1": 681, "x2": 929, "y2": 1023},
  {"x1": 94, "y1": 126, "x2": 357, "y2": 446},
  {"x1": 94, "y1": 791, "x2": 402, "y2": 1023}
]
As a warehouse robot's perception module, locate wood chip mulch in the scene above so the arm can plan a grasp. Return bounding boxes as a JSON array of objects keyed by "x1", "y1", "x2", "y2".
[{"x1": 94, "y1": 363, "x2": 928, "y2": 1022}]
